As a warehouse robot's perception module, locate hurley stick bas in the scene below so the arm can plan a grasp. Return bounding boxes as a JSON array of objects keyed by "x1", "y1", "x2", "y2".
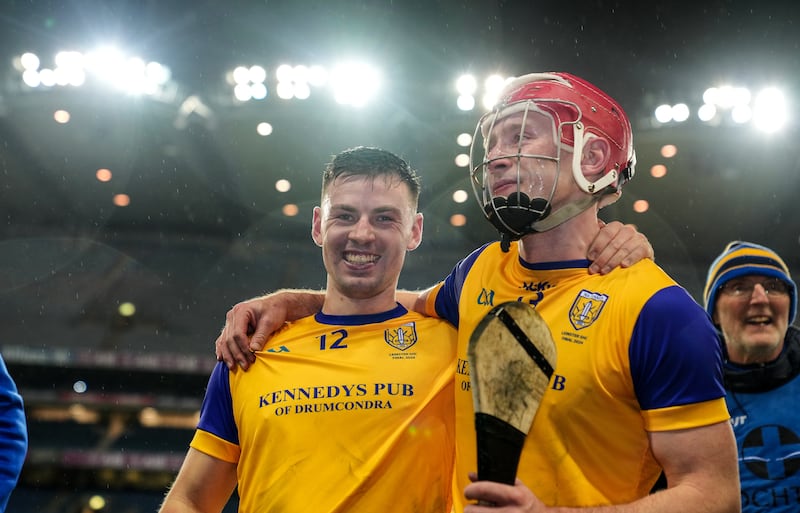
[{"x1": 467, "y1": 301, "x2": 557, "y2": 485}]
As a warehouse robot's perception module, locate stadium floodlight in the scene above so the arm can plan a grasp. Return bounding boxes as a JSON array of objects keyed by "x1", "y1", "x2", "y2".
[
  {"x1": 671, "y1": 103, "x2": 690, "y2": 123},
  {"x1": 731, "y1": 104, "x2": 752, "y2": 124},
  {"x1": 457, "y1": 94, "x2": 475, "y2": 111},
  {"x1": 249, "y1": 65, "x2": 267, "y2": 84},
  {"x1": 456, "y1": 74, "x2": 477, "y2": 96},
  {"x1": 697, "y1": 103, "x2": 716, "y2": 122},
  {"x1": 654, "y1": 104, "x2": 673, "y2": 123},
  {"x1": 232, "y1": 66, "x2": 251, "y2": 85},
  {"x1": 19, "y1": 52, "x2": 40, "y2": 71},
  {"x1": 753, "y1": 87, "x2": 787, "y2": 133},
  {"x1": 481, "y1": 74, "x2": 509, "y2": 109},
  {"x1": 234, "y1": 83, "x2": 252, "y2": 101},
  {"x1": 250, "y1": 82, "x2": 267, "y2": 100},
  {"x1": 330, "y1": 61, "x2": 381, "y2": 107},
  {"x1": 307, "y1": 65, "x2": 328, "y2": 87}
]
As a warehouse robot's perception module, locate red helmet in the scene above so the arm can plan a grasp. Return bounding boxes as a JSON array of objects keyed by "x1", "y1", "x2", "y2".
[
  {"x1": 481, "y1": 72, "x2": 635, "y2": 193},
  {"x1": 470, "y1": 72, "x2": 636, "y2": 248}
]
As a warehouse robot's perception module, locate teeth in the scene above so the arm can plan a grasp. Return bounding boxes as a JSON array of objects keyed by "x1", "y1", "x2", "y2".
[
  {"x1": 748, "y1": 317, "x2": 771, "y2": 324},
  {"x1": 345, "y1": 253, "x2": 378, "y2": 264}
]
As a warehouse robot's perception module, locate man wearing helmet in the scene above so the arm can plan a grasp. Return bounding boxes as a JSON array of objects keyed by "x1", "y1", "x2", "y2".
[
  {"x1": 450, "y1": 72, "x2": 737, "y2": 512},
  {"x1": 214, "y1": 73, "x2": 739, "y2": 512}
]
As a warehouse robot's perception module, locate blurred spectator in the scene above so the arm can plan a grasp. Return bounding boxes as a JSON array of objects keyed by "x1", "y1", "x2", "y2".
[
  {"x1": 704, "y1": 241, "x2": 799, "y2": 513},
  {"x1": 0, "y1": 353, "x2": 27, "y2": 512}
]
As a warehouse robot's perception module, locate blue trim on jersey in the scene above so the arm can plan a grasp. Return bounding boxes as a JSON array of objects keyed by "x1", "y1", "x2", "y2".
[
  {"x1": 629, "y1": 286, "x2": 725, "y2": 410},
  {"x1": 314, "y1": 303, "x2": 408, "y2": 325},
  {"x1": 434, "y1": 243, "x2": 493, "y2": 328},
  {"x1": 197, "y1": 362, "x2": 239, "y2": 445},
  {"x1": 518, "y1": 258, "x2": 590, "y2": 271}
]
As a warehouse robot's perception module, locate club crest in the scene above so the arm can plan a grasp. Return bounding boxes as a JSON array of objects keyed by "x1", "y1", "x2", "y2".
[
  {"x1": 569, "y1": 290, "x2": 608, "y2": 330},
  {"x1": 384, "y1": 322, "x2": 418, "y2": 351}
]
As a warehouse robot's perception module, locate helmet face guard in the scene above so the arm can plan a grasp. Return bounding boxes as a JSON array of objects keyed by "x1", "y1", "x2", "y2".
[{"x1": 470, "y1": 72, "x2": 636, "y2": 249}]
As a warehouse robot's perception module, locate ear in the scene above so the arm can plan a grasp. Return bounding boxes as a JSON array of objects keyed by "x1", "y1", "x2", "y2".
[
  {"x1": 311, "y1": 206, "x2": 323, "y2": 247},
  {"x1": 406, "y1": 212, "x2": 423, "y2": 251},
  {"x1": 580, "y1": 136, "x2": 611, "y2": 177}
]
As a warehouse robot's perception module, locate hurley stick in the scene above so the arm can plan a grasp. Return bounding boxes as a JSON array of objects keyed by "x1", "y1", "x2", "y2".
[{"x1": 467, "y1": 301, "x2": 557, "y2": 485}]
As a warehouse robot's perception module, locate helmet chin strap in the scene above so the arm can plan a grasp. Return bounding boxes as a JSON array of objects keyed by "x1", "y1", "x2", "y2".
[
  {"x1": 487, "y1": 193, "x2": 601, "y2": 252},
  {"x1": 530, "y1": 195, "x2": 597, "y2": 231}
]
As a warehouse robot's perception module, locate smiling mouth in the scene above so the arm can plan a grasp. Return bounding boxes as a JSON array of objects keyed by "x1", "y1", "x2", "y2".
[
  {"x1": 746, "y1": 316, "x2": 772, "y2": 326},
  {"x1": 344, "y1": 252, "x2": 379, "y2": 265}
]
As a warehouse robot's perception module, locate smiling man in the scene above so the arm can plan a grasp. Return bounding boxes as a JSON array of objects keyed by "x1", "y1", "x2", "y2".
[
  {"x1": 704, "y1": 241, "x2": 800, "y2": 513},
  {"x1": 159, "y1": 147, "x2": 457, "y2": 513}
]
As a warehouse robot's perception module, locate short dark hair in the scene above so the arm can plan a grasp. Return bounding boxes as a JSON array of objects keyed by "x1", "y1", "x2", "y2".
[{"x1": 322, "y1": 146, "x2": 421, "y2": 203}]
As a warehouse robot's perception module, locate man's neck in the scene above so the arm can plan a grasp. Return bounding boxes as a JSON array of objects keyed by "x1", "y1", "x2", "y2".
[
  {"x1": 516, "y1": 210, "x2": 599, "y2": 264},
  {"x1": 321, "y1": 288, "x2": 399, "y2": 316}
]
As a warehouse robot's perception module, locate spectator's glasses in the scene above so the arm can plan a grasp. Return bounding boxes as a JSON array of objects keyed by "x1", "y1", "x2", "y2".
[{"x1": 719, "y1": 278, "x2": 791, "y2": 298}]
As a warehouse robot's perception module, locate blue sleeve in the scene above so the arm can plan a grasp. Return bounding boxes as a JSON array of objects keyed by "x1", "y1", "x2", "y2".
[
  {"x1": 629, "y1": 286, "x2": 725, "y2": 410},
  {"x1": 196, "y1": 362, "x2": 239, "y2": 445},
  {"x1": 433, "y1": 243, "x2": 492, "y2": 328},
  {"x1": 0, "y1": 354, "x2": 27, "y2": 511}
]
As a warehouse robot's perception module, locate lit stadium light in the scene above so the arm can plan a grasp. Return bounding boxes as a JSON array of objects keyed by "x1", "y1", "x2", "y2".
[
  {"x1": 456, "y1": 74, "x2": 477, "y2": 96},
  {"x1": 454, "y1": 153, "x2": 470, "y2": 167},
  {"x1": 282, "y1": 204, "x2": 299, "y2": 216},
  {"x1": 482, "y1": 74, "x2": 509, "y2": 109},
  {"x1": 256, "y1": 122, "x2": 273, "y2": 136},
  {"x1": 22, "y1": 69, "x2": 41, "y2": 87},
  {"x1": 53, "y1": 110, "x2": 70, "y2": 124},
  {"x1": 457, "y1": 94, "x2": 475, "y2": 111},
  {"x1": 19, "y1": 52, "x2": 40, "y2": 71},
  {"x1": 697, "y1": 103, "x2": 716, "y2": 122},
  {"x1": 276, "y1": 81, "x2": 294, "y2": 100},
  {"x1": 249, "y1": 65, "x2": 267, "y2": 83},
  {"x1": 84, "y1": 47, "x2": 126, "y2": 81},
  {"x1": 660, "y1": 145, "x2": 678, "y2": 158},
  {"x1": 731, "y1": 104, "x2": 752, "y2": 124},
  {"x1": 633, "y1": 199, "x2": 650, "y2": 213},
  {"x1": 293, "y1": 81, "x2": 311, "y2": 100},
  {"x1": 450, "y1": 214, "x2": 467, "y2": 227},
  {"x1": 234, "y1": 83, "x2": 252, "y2": 101},
  {"x1": 753, "y1": 87, "x2": 787, "y2": 133},
  {"x1": 452, "y1": 190, "x2": 469, "y2": 203},
  {"x1": 712, "y1": 85, "x2": 751, "y2": 109},
  {"x1": 231, "y1": 65, "x2": 267, "y2": 101},
  {"x1": 484, "y1": 74, "x2": 506, "y2": 94},
  {"x1": 39, "y1": 68, "x2": 56, "y2": 87},
  {"x1": 292, "y1": 65, "x2": 309, "y2": 83},
  {"x1": 96, "y1": 168, "x2": 112, "y2": 182},
  {"x1": 481, "y1": 92, "x2": 496, "y2": 110},
  {"x1": 654, "y1": 104, "x2": 673, "y2": 123},
  {"x1": 146, "y1": 61, "x2": 171, "y2": 85},
  {"x1": 250, "y1": 82, "x2": 267, "y2": 100},
  {"x1": 273, "y1": 64, "x2": 321, "y2": 100},
  {"x1": 456, "y1": 133, "x2": 472, "y2": 147},
  {"x1": 233, "y1": 66, "x2": 251, "y2": 84},
  {"x1": 330, "y1": 61, "x2": 381, "y2": 107},
  {"x1": 672, "y1": 103, "x2": 690, "y2": 123},
  {"x1": 650, "y1": 164, "x2": 667, "y2": 178},
  {"x1": 275, "y1": 179, "x2": 291, "y2": 192},
  {"x1": 308, "y1": 65, "x2": 328, "y2": 87},
  {"x1": 276, "y1": 64, "x2": 293, "y2": 82}
]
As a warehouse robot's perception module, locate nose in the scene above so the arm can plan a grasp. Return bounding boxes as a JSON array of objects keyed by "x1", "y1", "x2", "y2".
[
  {"x1": 486, "y1": 144, "x2": 514, "y2": 174},
  {"x1": 348, "y1": 216, "x2": 375, "y2": 243},
  {"x1": 749, "y1": 283, "x2": 770, "y2": 303}
]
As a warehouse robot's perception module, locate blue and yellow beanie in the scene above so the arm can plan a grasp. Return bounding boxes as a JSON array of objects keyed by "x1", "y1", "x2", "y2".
[{"x1": 703, "y1": 241, "x2": 796, "y2": 324}]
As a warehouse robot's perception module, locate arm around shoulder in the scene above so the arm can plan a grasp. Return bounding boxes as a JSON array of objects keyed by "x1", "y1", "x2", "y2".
[{"x1": 215, "y1": 289, "x2": 325, "y2": 370}]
